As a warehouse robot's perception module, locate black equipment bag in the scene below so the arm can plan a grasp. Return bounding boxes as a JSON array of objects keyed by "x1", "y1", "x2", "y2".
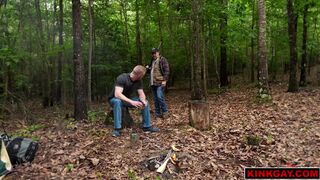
[{"x1": 0, "y1": 133, "x2": 38, "y2": 165}]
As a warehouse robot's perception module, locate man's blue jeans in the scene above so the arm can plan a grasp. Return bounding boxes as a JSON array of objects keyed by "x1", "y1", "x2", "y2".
[
  {"x1": 151, "y1": 85, "x2": 168, "y2": 117},
  {"x1": 109, "y1": 97, "x2": 151, "y2": 129}
]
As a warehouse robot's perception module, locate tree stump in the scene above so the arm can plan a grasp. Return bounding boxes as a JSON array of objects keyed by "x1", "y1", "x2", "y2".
[
  {"x1": 106, "y1": 107, "x2": 134, "y2": 128},
  {"x1": 189, "y1": 100, "x2": 210, "y2": 130},
  {"x1": 121, "y1": 107, "x2": 134, "y2": 128}
]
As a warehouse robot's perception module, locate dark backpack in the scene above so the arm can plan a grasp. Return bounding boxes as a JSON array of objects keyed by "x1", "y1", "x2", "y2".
[{"x1": 0, "y1": 133, "x2": 38, "y2": 165}]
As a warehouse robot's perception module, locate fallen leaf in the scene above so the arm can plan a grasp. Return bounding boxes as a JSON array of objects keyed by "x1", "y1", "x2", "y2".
[{"x1": 90, "y1": 158, "x2": 100, "y2": 166}]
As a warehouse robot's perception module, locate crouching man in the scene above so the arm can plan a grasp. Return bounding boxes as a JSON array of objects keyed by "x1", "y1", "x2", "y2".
[{"x1": 108, "y1": 65, "x2": 160, "y2": 137}]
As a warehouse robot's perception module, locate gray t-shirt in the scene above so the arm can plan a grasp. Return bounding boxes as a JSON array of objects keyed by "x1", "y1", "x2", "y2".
[{"x1": 108, "y1": 73, "x2": 143, "y2": 100}]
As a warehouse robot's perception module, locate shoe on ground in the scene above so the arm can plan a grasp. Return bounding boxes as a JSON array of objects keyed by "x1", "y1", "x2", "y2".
[
  {"x1": 142, "y1": 126, "x2": 160, "y2": 132},
  {"x1": 162, "y1": 112, "x2": 169, "y2": 119},
  {"x1": 112, "y1": 130, "x2": 121, "y2": 137}
]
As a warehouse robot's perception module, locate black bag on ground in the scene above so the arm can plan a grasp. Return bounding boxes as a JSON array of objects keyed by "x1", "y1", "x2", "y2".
[{"x1": 0, "y1": 133, "x2": 38, "y2": 165}]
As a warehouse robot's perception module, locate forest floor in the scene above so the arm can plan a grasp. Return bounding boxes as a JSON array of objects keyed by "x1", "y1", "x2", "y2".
[{"x1": 3, "y1": 84, "x2": 320, "y2": 179}]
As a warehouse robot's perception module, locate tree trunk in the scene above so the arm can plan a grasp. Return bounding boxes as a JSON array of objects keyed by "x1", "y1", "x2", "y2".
[
  {"x1": 272, "y1": 19, "x2": 280, "y2": 81},
  {"x1": 191, "y1": 2, "x2": 204, "y2": 100},
  {"x1": 72, "y1": 0, "x2": 87, "y2": 120},
  {"x1": 189, "y1": 20, "x2": 193, "y2": 91},
  {"x1": 120, "y1": 0, "x2": 130, "y2": 50},
  {"x1": 0, "y1": 0, "x2": 7, "y2": 9},
  {"x1": 156, "y1": 0, "x2": 163, "y2": 47},
  {"x1": 2, "y1": 66, "x2": 9, "y2": 115},
  {"x1": 299, "y1": 3, "x2": 308, "y2": 87},
  {"x1": 231, "y1": 50, "x2": 235, "y2": 84},
  {"x1": 168, "y1": 0, "x2": 174, "y2": 59},
  {"x1": 309, "y1": 16, "x2": 317, "y2": 76},
  {"x1": 34, "y1": 0, "x2": 51, "y2": 107},
  {"x1": 251, "y1": 0, "x2": 255, "y2": 83},
  {"x1": 257, "y1": 0, "x2": 270, "y2": 96},
  {"x1": 45, "y1": 0, "x2": 50, "y2": 48},
  {"x1": 190, "y1": 0, "x2": 209, "y2": 130},
  {"x1": 202, "y1": 20, "x2": 207, "y2": 97},
  {"x1": 287, "y1": 0, "x2": 298, "y2": 92},
  {"x1": 57, "y1": 0, "x2": 63, "y2": 104},
  {"x1": 220, "y1": 0, "x2": 228, "y2": 87},
  {"x1": 135, "y1": 0, "x2": 142, "y2": 65},
  {"x1": 88, "y1": 0, "x2": 93, "y2": 106},
  {"x1": 45, "y1": 0, "x2": 56, "y2": 106},
  {"x1": 209, "y1": 21, "x2": 220, "y2": 88}
]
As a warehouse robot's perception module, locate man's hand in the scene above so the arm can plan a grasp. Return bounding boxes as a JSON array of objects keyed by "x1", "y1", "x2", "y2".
[
  {"x1": 130, "y1": 100, "x2": 143, "y2": 108},
  {"x1": 140, "y1": 99, "x2": 148, "y2": 106},
  {"x1": 137, "y1": 89, "x2": 147, "y2": 107},
  {"x1": 161, "y1": 81, "x2": 167, "y2": 87}
]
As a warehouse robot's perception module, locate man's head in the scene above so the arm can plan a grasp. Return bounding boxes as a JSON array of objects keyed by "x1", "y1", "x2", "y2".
[
  {"x1": 151, "y1": 47, "x2": 160, "y2": 59},
  {"x1": 131, "y1": 65, "x2": 146, "y2": 81}
]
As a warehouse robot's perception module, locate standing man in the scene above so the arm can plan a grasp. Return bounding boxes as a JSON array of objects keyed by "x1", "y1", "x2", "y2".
[
  {"x1": 108, "y1": 65, "x2": 160, "y2": 137},
  {"x1": 147, "y1": 48, "x2": 170, "y2": 119}
]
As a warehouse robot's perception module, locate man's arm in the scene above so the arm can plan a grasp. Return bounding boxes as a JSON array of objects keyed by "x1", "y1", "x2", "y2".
[
  {"x1": 137, "y1": 89, "x2": 148, "y2": 106},
  {"x1": 146, "y1": 58, "x2": 153, "y2": 74},
  {"x1": 160, "y1": 57, "x2": 170, "y2": 86},
  {"x1": 115, "y1": 86, "x2": 143, "y2": 107}
]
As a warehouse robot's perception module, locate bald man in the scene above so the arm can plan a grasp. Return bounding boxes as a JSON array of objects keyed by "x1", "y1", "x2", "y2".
[{"x1": 108, "y1": 65, "x2": 160, "y2": 137}]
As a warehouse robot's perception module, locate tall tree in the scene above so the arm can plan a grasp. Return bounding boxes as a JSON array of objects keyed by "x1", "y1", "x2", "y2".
[
  {"x1": 220, "y1": 0, "x2": 228, "y2": 87},
  {"x1": 45, "y1": 0, "x2": 56, "y2": 106},
  {"x1": 57, "y1": 0, "x2": 64, "y2": 104},
  {"x1": 52, "y1": 0, "x2": 57, "y2": 46},
  {"x1": 0, "y1": 0, "x2": 7, "y2": 9},
  {"x1": 120, "y1": 0, "x2": 130, "y2": 50},
  {"x1": 156, "y1": 0, "x2": 163, "y2": 45},
  {"x1": 72, "y1": 0, "x2": 87, "y2": 120},
  {"x1": 287, "y1": 0, "x2": 298, "y2": 92},
  {"x1": 192, "y1": 15, "x2": 203, "y2": 100},
  {"x1": 202, "y1": 22, "x2": 207, "y2": 96},
  {"x1": 168, "y1": 0, "x2": 174, "y2": 57},
  {"x1": 257, "y1": 0, "x2": 270, "y2": 97},
  {"x1": 88, "y1": 0, "x2": 93, "y2": 105},
  {"x1": 209, "y1": 21, "x2": 220, "y2": 87},
  {"x1": 34, "y1": 0, "x2": 51, "y2": 107},
  {"x1": 299, "y1": 3, "x2": 309, "y2": 86},
  {"x1": 251, "y1": 0, "x2": 256, "y2": 83},
  {"x1": 135, "y1": 0, "x2": 142, "y2": 65},
  {"x1": 189, "y1": 0, "x2": 209, "y2": 130}
]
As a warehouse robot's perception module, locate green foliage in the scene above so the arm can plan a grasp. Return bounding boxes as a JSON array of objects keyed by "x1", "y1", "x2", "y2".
[
  {"x1": 95, "y1": 171, "x2": 104, "y2": 179},
  {"x1": 88, "y1": 111, "x2": 98, "y2": 122},
  {"x1": 0, "y1": 48, "x2": 21, "y2": 68},
  {"x1": 88, "y1": 110, "x2": 106, "y2": 122},
  {"x1": 266, "y1": 134, "x2": 275, "y2": 144},
  {"x1": 208, "y1": 88, "x2": 226, "y2": 95},
  {"x1": 66, "y1": 121, "x2": 77, "y2": 130},
  {"x1": 105, "y1": 117, "x2": 114, "y2": 125},
  {"x1": 12, "y1": 124, "x2": 45, "y2": 141},
  {"x1": 259, "y1": 93, "x2": 271, "y2": 99},
  {"x1": 0, "y1": 0, "x2": 319, "y2": 103},
  {"x1": 26, "y1": 124, "x2": 46, "y2": 132},
  {"x1": 65, "y1": 163, "x2": 74, "y2": 173},
  {"x1": 127, "y1": 169, "x2": 138, "y2": 180},
  {"x1": 256, "y1": 91, "x2": 272, "y2": 103},
  {"x1": 243, "y1": 135, "x2": 261, "y2": 146}
]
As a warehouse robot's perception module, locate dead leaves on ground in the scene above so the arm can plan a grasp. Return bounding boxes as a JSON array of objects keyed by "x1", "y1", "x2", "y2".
[{"x1": 5, "y1": 85, "x2": 320, "y2": 179}]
